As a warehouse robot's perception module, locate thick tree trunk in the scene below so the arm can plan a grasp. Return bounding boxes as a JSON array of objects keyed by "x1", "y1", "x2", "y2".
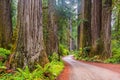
[
  {"x1": 91, "y1": 0, "x2": 102, "y2": 56},
  {"x1": 13, "y1": 0, "x2": 49, "y2": 70},
  {"x1": 46, "y1": 0, "x2": 58, "y2": 55},
  {"x1": 101, "y1": 0, "x2": 112, "y2": 58},
  {"x1": 79, "y1": 0, "x2": 91, "y2": 50},
  {"x1": 0, "y1": 0, "x2": 12, "y2": 49},
  {"x1": 91, "y1": 0, "x2": 112, "y2": 59}
]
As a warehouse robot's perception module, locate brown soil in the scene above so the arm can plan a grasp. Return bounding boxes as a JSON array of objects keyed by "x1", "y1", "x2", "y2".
[
  {"x1": 57, "y1": 60, "x2": 120, "y2": 80},
  {"x1": 57, "y1": 62, "x2": 70, "y2": 80}
]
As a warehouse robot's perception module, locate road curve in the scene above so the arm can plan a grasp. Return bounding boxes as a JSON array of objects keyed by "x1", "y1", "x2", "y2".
[{"x1": 63, "y1": 55, "x2": 120, "y2": 80}]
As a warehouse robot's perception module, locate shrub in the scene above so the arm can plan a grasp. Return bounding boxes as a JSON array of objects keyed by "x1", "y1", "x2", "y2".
[
  {"x1": 0, "y1": 48, "x2": 11, "y2": 60},
  {"x1": 105, "y1": 40, "x2": 120, "y2": 63},
  {"x1": 49, "y1": 52, "x2": 59, "y2": 62},
  {"x1": 59, "y1": 44, "x2": 69, "y2": 56},
  {"x1": 0, "y1": 61, "x2": 64, "y2": 80}
]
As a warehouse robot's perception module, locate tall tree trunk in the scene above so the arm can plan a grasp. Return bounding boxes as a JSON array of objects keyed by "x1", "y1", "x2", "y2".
[
  {"x1": 91, "y1": 0, "x2": 112, "y2": 59},
  {"x1": 46, "y1": 0, "x2": 58, "y2": 55},
  {"x1": 79, "y1": 0, "x2": 91, "y2": 51},
  {"x1": 91, "y1": 0, "x2": 102, "y2": 56},
  {"x1": 101, "y1": 0, "x2": 112, "y2": 58},
  {"x1": 0, "y1": 0, "x2": 12, "y2": 49},
  {"x1": 68, "y1": 18, "x2": 73, "y2": 51},
  {"x1": 77, "y1": 0, "x2": 81, "y2": 49},
  {"x1": 12, "y1": 0, "x2": 49, "y2": 70}
]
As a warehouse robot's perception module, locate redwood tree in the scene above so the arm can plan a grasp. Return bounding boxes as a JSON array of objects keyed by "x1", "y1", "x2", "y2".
[
  {"x1": 90, "y1": 0, "x2": 112, "y2": 59},
  {"x1": 13, "y1": 0, "x2": 49, "y2": 70},
  {"x1": 46, "y1": 0, "x2": 58, "y2": 55},
  {"x1": 91, "y1": 0, "x2": 102, "y2": 56},
  {"x1": 101, "y1": 0, "x2": 112, "y2": 58},
  {"x1": 78, "y1": 0, "x2": 91, "y2": 50},
  {"x1": 0, "y1": 0, "x2": 12, "y2": 49}
]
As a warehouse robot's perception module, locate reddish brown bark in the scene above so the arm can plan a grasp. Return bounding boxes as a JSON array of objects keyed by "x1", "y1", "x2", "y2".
[
  {"x1": 46, "y1": 0, "x2": 58, "y2": 55},
  {"x1": 13, "y1": 0, "x2": 49, "y2": 70},
  {"x1": 0, "y1": 0, "x2": 12, "y2": 49},
  {"x1": 101, "y1": 0, "x2": 112, "y2": 58},
  {"x1": 91, "y1": 0, "x2": 102, "y2": 55},
  {"x1": 79, "y1": 0, "x2": 91, "y2": 49},
  {"x1": 90, "y1": 0, "x2": 112, "y2": 59}
]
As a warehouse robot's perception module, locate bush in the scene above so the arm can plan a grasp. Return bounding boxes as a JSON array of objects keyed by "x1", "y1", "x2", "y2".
[
  {"x1": 49, "y1": 52, "x2": 59, "y2": 62},
  {"x1": 0, "y1": 48, "x2": 11, "y2": 60},
  {"x1": 59, "y1": 44, "x2": 69, "y2": 56},
  {"x1": 73, "y1": 48, "x2": 91, "y2": 60},
  {"x1": 73, "y1": 49, "x2": 82, "y2": 60},
  {"x1": 105, "y1": 49, "x2": 120, "y2": 63},
  {"x1": 0, "y1": 48, "x2": 11, "y2": 73},
  {"x1": 105, "y1": 40, "x2": 120, "y2": 63},
  {"x1": 0, "y1": 61, "x2": 64, "y2": 80}
]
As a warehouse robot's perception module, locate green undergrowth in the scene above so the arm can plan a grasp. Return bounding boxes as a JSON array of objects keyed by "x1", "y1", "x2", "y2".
[
  {"x1": 73, "y1": 48, "x2": 103, "y2": 62},
  {"x1": 105, "y1": 40, "x2": 120, "y2": 63},
  {"x1": 73, "y1": 40, "x2": 120, "y2": 64},
  {"x1": 59, "y1": 44, "x2": 69, "y2": 56},
  {"x1": 0, "y1": 48, "x2": 11, "y2": 60},
  {"x1": 0, "y1": 53, "x2": 64, "y2": 80},
  {"x1": 0, "y1": 48, "x2": 11, "y2": 71}
]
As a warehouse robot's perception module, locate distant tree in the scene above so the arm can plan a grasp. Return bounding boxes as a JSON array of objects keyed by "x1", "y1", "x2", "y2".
[
  {"x1": 12, "y1": 0, "x2": 49, "y2": 70},
  {"x1": 56, "y1": 0, "x2": 77, "y2": 50},
  {"x1": 0, "y1": 0, "x2": 12, "y2": 49},
  {"x1": 112, "y1": 0, "x2": 120, "y2": 41}
]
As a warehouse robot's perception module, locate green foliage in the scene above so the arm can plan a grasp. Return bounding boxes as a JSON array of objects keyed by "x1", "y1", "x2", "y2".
[
  {"x1": 16, "y1": 67, "x2": 41, "y2": 80},
  {"x1": 74, "y1": 47, "x2": 91, "y2": 59},
  {"x1": 0, "y1": 48, "x2": 11, "y2": 60},
  {"x1": 72, "y1": 49, "x2": 81, "y2": 59},
  {"x1": 0, "y1": 48, "x2": 10, "y2": 73},
  {"x1": 59, "y1": 44, "x2": 69, "y2": 56},
  {"x1": 48, "y1": 61, "x2": 64, "y2": 78},
  {"x1": 105, "y1": 40, "x2": 120, "y2": 63},
  {"x1": 73, "y1": 48, "x2": 102, "y2": 62},
  {"x1": 11, "y1": 0, "x2": 18, "y2": 28},
  {"x1": 0, "y1": 61, "x2": 64, "y2": 80},
  {"x1": 49, "y1": 52, "x2": 59, "y2": 61},
  {"x1": 73, "y1": 48, "x2": 88, "y2": 60}
]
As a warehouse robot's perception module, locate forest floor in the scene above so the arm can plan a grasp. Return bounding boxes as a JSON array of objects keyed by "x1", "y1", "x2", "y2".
[{"x1": 57, "y1": 55, "x2": 120, "y2": 80}]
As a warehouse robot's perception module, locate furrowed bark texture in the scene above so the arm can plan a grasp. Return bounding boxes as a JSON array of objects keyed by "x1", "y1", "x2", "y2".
[
  {"x1": 91, "y1": 0, "x2": 112, "y2": 59},
  {"x1": 91, "y1": 0, "x2": 102, "y2": 55},
  {"x1": 101, "y1": 0, "x2": 112, "y2": 58},
  {"x1": 13, "y1": 0, "x2": 49, "y2": 70},
  {"x1": 46, "y1": 0, "x2": 58, "y2": 55},
  {"x1": 0, "y1": 0, "x2": 12, "y2": 49},
  {"x1": 79, "y1": 0, "x2": 91, "y2": 49}
]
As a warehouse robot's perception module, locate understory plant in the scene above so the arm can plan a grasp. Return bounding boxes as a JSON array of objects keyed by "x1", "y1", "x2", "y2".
[
  {"x1": 105, "y1": 40, "x2": 120, "y2": 63},
  {"x1": 0, "y1": 48, "x2": 11, "y2": 72},
  {"x1": 0, "y1": 53, "x2": 64, "y2": 80}
]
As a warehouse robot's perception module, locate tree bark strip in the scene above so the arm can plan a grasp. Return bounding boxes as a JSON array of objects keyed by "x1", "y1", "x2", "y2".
[
  {"x1": 101, "y1": 0, "x2": 112, "y2": 58},
  {"x1": 46, "y1": 0, "x2": 58, "y2": 56},
  {"x1": 91, "y1": 0, "x2": 102, "y2": 56},
  {"x1": 0, "y1": 0, "x2": 12, "y2": 49},
  {"x1": 79, "y1": 0, "x2": 91, "y2": 50}
]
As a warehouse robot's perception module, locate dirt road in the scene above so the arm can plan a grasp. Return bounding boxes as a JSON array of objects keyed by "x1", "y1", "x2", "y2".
[{"x1": 62, "y1": 55, "x2": 120, "y2": 80}]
